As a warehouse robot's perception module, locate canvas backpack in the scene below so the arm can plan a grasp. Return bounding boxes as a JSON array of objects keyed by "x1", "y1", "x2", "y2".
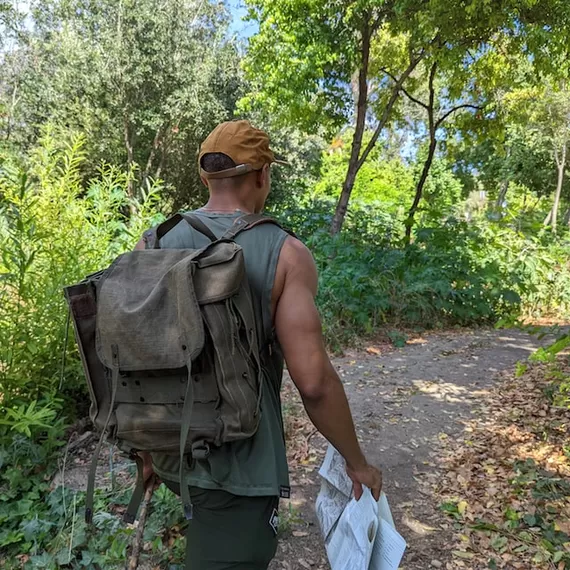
[{"x1": 63, "y1": 212, "x2": 283, "y2": 523}]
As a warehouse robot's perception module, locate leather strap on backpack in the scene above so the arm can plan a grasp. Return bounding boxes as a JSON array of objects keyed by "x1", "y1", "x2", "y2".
[
  {"x1": 221, "y1": 213, "x2": 289, "y2": 240},
  {"x1": 180, "y1": 213, "x2": 217, "y2": 242},
  {"x1": 143, "y1": 212, "x2": 294, "y2": 249},
  {"x1": 143, "y1": 215, "x2": 184, "y2": 249},
  {"x1": 143, "y1": 213, "x2": 222, "y2": 249}
]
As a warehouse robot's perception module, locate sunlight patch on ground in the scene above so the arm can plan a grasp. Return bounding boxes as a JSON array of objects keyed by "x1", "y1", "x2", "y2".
[{"x1": 412, "y1": 379, "x2": 491, "y2": 403}]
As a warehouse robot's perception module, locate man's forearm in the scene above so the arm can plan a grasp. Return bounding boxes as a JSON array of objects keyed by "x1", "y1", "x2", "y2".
[{"x1": 301, "y1": 374, "x2": 366, "y2": 470}]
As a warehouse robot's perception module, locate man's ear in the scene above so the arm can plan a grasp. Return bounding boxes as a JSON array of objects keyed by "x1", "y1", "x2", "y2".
[
  {"x1": 257, "y1": 164, "x2": 270, "y2": 187},
  {"x1": 200, "y1": 175, "x2": 209, "y2": 188}
]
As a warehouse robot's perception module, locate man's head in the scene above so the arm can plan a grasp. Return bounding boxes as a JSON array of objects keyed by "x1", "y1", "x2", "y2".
[{"x1": 199, "y1": 120, "x2": 283, "y2": 212}]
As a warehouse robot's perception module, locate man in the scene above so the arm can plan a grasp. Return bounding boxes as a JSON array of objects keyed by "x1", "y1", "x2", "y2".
[{"x1": 142, "y1": 120, "x2": 382, "y2": 569}]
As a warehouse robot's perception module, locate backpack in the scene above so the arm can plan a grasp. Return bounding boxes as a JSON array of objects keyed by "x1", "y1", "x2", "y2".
[{"x1": 63, "y1": 212, "x2": 284, "y2": 523}]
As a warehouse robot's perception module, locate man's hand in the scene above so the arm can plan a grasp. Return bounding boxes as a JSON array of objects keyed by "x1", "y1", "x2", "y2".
[{"x1": 346, "y1": 462, "x2": 383, "y2": 501}]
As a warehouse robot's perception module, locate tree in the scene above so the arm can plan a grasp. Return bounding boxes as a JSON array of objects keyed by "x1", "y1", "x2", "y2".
[
  {"x1": 242, "y1": 1, "x2": 427, "y2": 234},
  {"x1": 387, "y1": 59, "x2": 485, "y2": 242},
  {"x1": 504, "y1": 83, "x2": 570, "y2": 232},
  {"x1": 243, "y1": 0, "x2": 560, "y2": 234},
  {"x1": 0, "y1": 0, "x2": 243, "y2": 209},
  {"x1": 314, "y1": 129, "x2": 415, "y2": 212}
]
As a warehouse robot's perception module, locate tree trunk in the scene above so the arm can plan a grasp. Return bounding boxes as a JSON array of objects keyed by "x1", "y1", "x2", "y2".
[
  {"x1": 562, "y1": 205, "x2": 570, "y2": 226},
  {"x1": 544, "y1": 207, "x2": 553, "y2": 227},
  {"x1": 330, "y1": 17, "x2": 371, "y2": 236},
  {"x1": 405, "y1": 133, "x2": 437, "y2": 244},
  {"x1": 124, "y1": 113, "x2": 135, "y2": 200},
  {"x1": 496, "y1": 179, "x2": 509, "y2": 210},
  {"x1": 4, "y1": 85, "x2": 18, "y2": 142},
  {"x1": 404, "y1": 63, "x2": 438, "y2": 245},
  {"x1": 495, "y1": 146, "x2": 511, "y2": 210},
  {"x1": 142, "y1": 125, "x2": 165, "y2": 190},
  {"x1": 330, "y1": 29, "x2": 423, "y2": 235},
  {"x1": 550, "y1": 144, "x2": 566, "y2": 232}
]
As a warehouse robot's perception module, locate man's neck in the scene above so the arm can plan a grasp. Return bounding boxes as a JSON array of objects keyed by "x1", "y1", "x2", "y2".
[{"x1": 201, "y1": 197, "x2": 256, "y2": 214}]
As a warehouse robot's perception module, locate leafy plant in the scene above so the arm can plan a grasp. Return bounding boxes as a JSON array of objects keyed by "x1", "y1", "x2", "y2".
[{"x1": 0, "y1": 128, "x2": 163, "y2": 412}]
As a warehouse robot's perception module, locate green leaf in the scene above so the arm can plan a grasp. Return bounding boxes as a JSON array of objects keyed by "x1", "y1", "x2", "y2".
[
  {"x1": 490, "y1": 534, "x2": 509, "y2": 552},
  {"x1": 523, "y1": 514, "x2": 537, "y2": 527}
]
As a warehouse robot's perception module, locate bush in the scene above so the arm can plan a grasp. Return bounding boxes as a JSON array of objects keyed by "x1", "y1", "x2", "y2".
[
  {"x1": 0, "y1": 130, "x2": 174, "y2": 568},
  {"x1": 276, "y1": 200, "x2": 570, "y2": 347},
  {"x1": 0, "y1": 128, "x2": 163, "y2": 412},
  {"x1": 0, "y1": 424, "x2": 186, "y2": 568}
]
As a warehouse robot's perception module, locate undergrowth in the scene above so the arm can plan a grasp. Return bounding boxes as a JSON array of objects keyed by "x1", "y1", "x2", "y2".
[
  {"x1": 0, "y1": 424, "x2": 186, "y2": 568},
  {"x1": 437, "y1": 342, "x2": 570, "y2": 569},
  {"x1": 278, "y1": 199, "x2": 570, "y2": 348}
]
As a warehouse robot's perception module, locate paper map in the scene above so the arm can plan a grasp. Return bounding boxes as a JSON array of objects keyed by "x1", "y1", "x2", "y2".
[{"x1": 316, "y1": 445, "x2": 407, "y2": 570}]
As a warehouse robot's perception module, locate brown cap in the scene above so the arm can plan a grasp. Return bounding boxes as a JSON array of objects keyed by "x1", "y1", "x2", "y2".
[{"x1": 199, "y1": 120, "x2": 285, "y2": 179}]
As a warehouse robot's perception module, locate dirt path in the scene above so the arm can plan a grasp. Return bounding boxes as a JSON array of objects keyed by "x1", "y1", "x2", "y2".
[
  {"x1": 271, "y1": 328, "x2": 547, "y2": 570},
  {"x1": 55, "y1": 327, "x2": 549, "y2": 569}
]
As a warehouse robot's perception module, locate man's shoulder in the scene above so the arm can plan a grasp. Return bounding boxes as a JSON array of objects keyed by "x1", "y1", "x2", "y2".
[{"x1": 280, "y1": 235, "x2": 315, "y2": 267}]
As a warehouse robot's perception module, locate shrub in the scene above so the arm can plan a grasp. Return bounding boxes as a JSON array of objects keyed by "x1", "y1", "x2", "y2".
[
  {"x1": 0, "y1": 128, "x2": 163, "y2": 412},
  {"x1": 275, "y1": 200, "x2": 570, "y2": 347}
]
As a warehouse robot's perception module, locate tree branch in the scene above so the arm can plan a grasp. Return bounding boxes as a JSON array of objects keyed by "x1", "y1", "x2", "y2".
[
  {"x1": 357, "y1": 53, "x2": 424, "y2": 170},
  {"x1": 379, "y1": 67, "x2": 429, "y2": 110},
  {"x1": 436, "y1": 103, "x2": 481, "y2": 128},
  {"x1": 143, "y1": 124, "x2": 166, "y2": 181},
  {"x1": 427, "y1": 62, "x2": 437, "y2": 116},
  {"x1": 127, "y1": 475, "x2": 156, "y2": 570}
]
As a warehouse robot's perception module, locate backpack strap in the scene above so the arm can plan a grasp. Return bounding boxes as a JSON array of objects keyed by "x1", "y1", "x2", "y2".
[
  {"x1": 85, "y1": 344, "x2": 120, "y2": 523},
  {"x1": 143, "y1": 213, "x2": 217, "y2": 249},
  {"x1": 221, "y1": 213, "x2": 285, "y2": 241},
  {"x1": 143, "y1": 215, "x2": 183, "y2": 249},
  {"x1": 144, "y1": 212, "x2": 294, "y2": 249},
  {"x1": 123, "y1": 453, "x2": 145, "y2": 523},
  {"x1": 180, "y1": 213, "x2": 217, "y2": 242}
]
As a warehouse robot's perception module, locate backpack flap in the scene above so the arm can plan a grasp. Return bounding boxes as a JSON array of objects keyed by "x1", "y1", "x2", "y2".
[
  {"x1": 193, "y1": 242, "x2": 244, "y2": 304},
  {"x1": 96, "y1": 249, "x2": 204, "y2": 371}
]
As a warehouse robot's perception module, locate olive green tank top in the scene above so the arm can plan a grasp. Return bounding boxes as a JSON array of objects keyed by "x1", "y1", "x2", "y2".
[{"x1": 150, "y1": 210, "x2": 290, "y2": 497}]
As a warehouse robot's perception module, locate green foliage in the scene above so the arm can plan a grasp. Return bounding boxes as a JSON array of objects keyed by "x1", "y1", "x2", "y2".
[
  {"x1": 528, "y1": 335, "x2": 570, "y2": 410},
  {"x1": 278, "y1": 199, "x2": 570, "y2": 348},
  {"x1": 1, "y1": 0, "x2": 242, "y2": 210},
  {"x1": 0, "y1": 426, "x2": 186, "y2": 568},
  {"x1": 0, "y1": 129, "x2": 162, "y2": 410},
  {"x1": 0, "y1": 131, "x2": 178, "y2": 568},
  {"x1": 313, "y1": 130, "x2": 464, "y2": 229},
  {"x1": 314, "y1": 131, "x2": 414, "y2": 210}
]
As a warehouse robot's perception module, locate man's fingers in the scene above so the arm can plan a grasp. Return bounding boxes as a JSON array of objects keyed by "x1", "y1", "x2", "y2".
[
  {"x1": 353, "y1": 480, "x2": 363, "y2": 500},
  {"x1": 371, "y1": 485, "x2": 381, "y2": 501}
]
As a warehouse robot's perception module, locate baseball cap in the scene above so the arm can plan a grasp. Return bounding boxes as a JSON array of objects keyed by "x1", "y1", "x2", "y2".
[{"x1": 199, "y1": 120, "x2": 286, "y2": 180}]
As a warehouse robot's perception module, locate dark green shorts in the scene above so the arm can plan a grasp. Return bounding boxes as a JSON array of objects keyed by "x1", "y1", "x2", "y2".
[{"x1": 163, "y1": 481, "x2": 279, "y2": 570}]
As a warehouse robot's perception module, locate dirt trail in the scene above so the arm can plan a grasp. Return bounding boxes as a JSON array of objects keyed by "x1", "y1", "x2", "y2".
[
  {"x1": 56, "y1": 328, "x2": 548, "y2": 569},
  {"x1": 271, "y1": 328, "x2": 547, "y2": 570}
]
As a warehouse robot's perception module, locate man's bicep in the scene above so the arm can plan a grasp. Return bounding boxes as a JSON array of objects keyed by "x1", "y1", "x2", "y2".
[
  {"x1": 274, "y1": 248, "x2": 330, "y2": 395},
  {"x1": 274, "y1": 239, "x2": 320, "y2": 351}
]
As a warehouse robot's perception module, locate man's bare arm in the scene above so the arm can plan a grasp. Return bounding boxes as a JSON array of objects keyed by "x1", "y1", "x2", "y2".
[{"x1": 274, "y1": 238, "x2": 382, "y2": 500}]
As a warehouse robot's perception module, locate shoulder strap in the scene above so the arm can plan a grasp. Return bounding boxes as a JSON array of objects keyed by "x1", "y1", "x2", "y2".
[
  {"x1": 143, "y1": 214, "x2": 183, "y2": 249},
  {"x1": 142, "y1": 212, "x2": 217, "y2": 249},
  {"x1": 221, "y1": 214, "x2": 285, "y2": 241},
  {"x1": 143, "y1": 212, "x2": 294, "y2": 249},
  {"x1": 180, "y1": 213, "x2": 217, "y2": 242}
]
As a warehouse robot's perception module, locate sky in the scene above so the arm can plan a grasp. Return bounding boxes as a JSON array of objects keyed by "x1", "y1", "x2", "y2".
[{"x1": 226, "y1": 0, "x2": 258, "y2": 39}]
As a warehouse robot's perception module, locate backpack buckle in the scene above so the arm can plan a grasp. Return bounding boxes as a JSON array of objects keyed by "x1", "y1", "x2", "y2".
[{"x1": 191, "y1": 441, "x2": 210, "y2": 460}]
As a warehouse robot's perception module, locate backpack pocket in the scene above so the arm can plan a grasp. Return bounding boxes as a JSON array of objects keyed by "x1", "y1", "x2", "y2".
[{"x1": 114, "y1": 401, "x2": 222, "y2": 453}]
